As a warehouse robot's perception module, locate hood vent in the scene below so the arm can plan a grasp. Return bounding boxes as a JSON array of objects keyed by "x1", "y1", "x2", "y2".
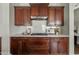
[{"x1": 31, "y1": 16, "x2": 48, "y2": 20}]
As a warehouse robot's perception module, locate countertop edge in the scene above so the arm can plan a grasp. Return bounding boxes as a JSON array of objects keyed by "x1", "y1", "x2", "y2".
[{"x1": 10, "y1": 35, "x2": 69, "y2": 37}]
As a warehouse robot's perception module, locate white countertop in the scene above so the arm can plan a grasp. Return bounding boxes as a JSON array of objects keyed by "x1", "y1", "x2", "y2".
[{"x1": 11, "y1": 34, "x2": 69, "y2": 37}]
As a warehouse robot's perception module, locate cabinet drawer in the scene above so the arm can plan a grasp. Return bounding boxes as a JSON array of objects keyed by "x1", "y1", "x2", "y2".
[
  {"x1": 30, "y1": 48, "x2": 49, "y2": 55},
  {"x1": 29, "y1": 38, "x2": 49, "y2": 48}
]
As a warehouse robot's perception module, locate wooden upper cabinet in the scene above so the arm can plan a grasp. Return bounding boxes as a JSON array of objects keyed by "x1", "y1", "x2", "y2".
[
  {"x1": 31, "y1": 5, "x2": 39, "y2": 16},
  {"x1": 15, "y1": 7, "x2": 30, "y2": 26},
  {"x1": 31, "y1": 4, "x2": 48, "y2": 16},
  {"x1": 24, "y1": 7, "x2": 30, "y2": 25},
  {"x1": 56, "y1": 7, "x2": 64, "y2": 26},
  {"x1": 39, "y1": 6, "x2": 48, "y2": 16},
  {"x1": 48, "y1": 7, "x2": 64, "y2": 26},
  {"x1": 15, "y1": 7, "x2": 24, "y2": 25},
  {"x1": 48, "y1": 7, "x2": 55, "y2": 25}
]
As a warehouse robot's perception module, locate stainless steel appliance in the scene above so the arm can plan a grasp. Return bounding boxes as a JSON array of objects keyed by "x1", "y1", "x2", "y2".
[{"x1": 31, "y1": 19, "x2": 47, "y2": 35}]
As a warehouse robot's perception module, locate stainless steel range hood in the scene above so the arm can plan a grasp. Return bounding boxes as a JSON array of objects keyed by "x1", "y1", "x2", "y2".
[
  {"x1": 31, "y1": 16, "x2": 48, "y2": 20},
  {"x1": 31, "y1": 19, "x2": 47, "y2": 34}
]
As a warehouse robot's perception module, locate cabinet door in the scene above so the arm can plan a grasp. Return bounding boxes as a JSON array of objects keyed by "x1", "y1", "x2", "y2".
[
  {"x1": 55, "y1": 7, "x2": 64, "y2": 26},
  {"x1": 15, "y1": 7, "x2": 24, "y2": 25},
  {"x1": 50, "y1": 38, "x2": 59, "y2": 54},
  {"x1": 40, "y1": 6, "x2": 48, "y2": 16},
  {"x1": 58, "y1": 37, "x2": 69, "y2": 54},
  {"x1": 22, "y1": 38, "x2": 30, "y2": 54},
  {"x1": 50, "y1": 37, "x2": 68, "y2": 55},
  {"x1": 11, "y1": 38, "x2": 19, "y2": 54},
  {"x1": 48, "y1": 7, "x2": 55, "y2": 25},
  {"x1": 31, "y1": 6, "x2": 39, "y2": 16},
  {"x1": 29, "y1": 37, "x2": 49, "y2": 48},
  {"x1": 24, "y1": 7, "x2": 30, "y2": 25},
  {"x1": 11, "y1": 38, "x2": 23, "y2": 55},
  {"x1": 29, "y1": 37, "x2": 49, "y2": 55}
]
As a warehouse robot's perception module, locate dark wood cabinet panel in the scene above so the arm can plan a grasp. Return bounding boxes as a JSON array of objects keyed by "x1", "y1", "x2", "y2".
[
  {"x1": 48, "y1": 7, "x2": 64, "y2": 26},
  {"x1": 10, "y1": 37, "x2": 49, "y2": 55},
  {"x1": 10, "y1": 37, "x2": 68, "y2": 55},
  {"x1": 31, "y1": 5, "x2": 48, "y2": 16},
  {"x1": 58, "y1": 37, "x2": 69, "y2": 54},
  {"x1": 24, "y1": 7, "x2": 31, "y2": 25},
  {"x1": 29, "y1": 37, "x2": 49, "y2": 48},
  {"x1": 39, "y1": 6, "x2": 48, "y2": 16},
  {"x1": 29, "y1": 37, "x2": 49, "y2": 55},
  {"x1": 15, "y1": 6, "x2": 64, "y2": 26},
  {"x1": 15, "y1": 7, "x2": 24, "y2": 25},
  {"x1": 10, "y1": 38, "x2": 20, "y2": 54},
  {"x1": 22, "y1": 39, "x2": 30, "y2": 54},
  {"x1": 10, "y1": 37, "x2": 30, "y2": 55},
  {"x1": 15, "y1": 7, "x2": 30, "y2": 26},
  {"x1": 50, "y1": 38, "x2": 59, "y2": 54},
  {"x1": 48, "y1": 7, "x2": 55, "y2": 25},
  {"x1": 50, "y1": 37, "x2": 69, "y2": 55},
  {"x1": 56, "y1": 7, "x2": 64, "y2": 26},
  {"x1": 31, "y1": 6, "x2": 39, "y2": 16}
]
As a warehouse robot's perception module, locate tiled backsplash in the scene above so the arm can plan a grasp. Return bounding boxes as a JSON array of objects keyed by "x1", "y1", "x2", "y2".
[{"x1": 11, "y1": 25, "x2": 61, "y2": 35}]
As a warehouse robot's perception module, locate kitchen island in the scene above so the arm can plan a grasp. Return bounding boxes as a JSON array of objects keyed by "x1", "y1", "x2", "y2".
[{"x1": 10, "y1": 35, "x2": 69, "y2": 55}]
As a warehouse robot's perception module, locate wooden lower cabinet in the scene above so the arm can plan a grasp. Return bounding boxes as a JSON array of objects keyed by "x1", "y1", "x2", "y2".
[
  {"x1": 11, "y1": 37, "x2": 30, "y2": 55},
  {"x1": 10, "y1": 37, "x2": 69, "y2": 55},
  {"x1": 50, "y1": 37, "x2": 69, "y2": 55},
  {"x1": 29, "y1": 37, "x2": 49, "y2": 55},
  {"x1": 10, "y1": 37, "x2": 49, "y2": 55},
  {"x1": 22, "y1": 39, "x2": 30, "y2": 54},
  {"x1": 29, "y1": 37, "x2": 49, "y2": 48},
  {"x1": 11, "y1": 38, "x2": 21, "y2": 54}
]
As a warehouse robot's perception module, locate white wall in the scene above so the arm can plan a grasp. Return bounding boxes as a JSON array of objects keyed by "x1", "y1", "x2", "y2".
[
  {"x1": 74, "y1": 8, "x2": 79, "y2": 32},
  {"x1": 74, "y1": 8, "x2": 79, "y2": 44},
  {"x1": 69, "y1": 4, "x2": 74, "y2": 54},
  {"x1": 0, "y1": 3, "x2": 10, "y2": 54},
  {"x1": 9, "y1": 3, "x2": 30, "y2": 35},
  {"x1": 10, "y1": 3, "x2": 69, "y2": 35},
  {"x1": 60, "y1": 4, "x2": 69, "y2": 35}
]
